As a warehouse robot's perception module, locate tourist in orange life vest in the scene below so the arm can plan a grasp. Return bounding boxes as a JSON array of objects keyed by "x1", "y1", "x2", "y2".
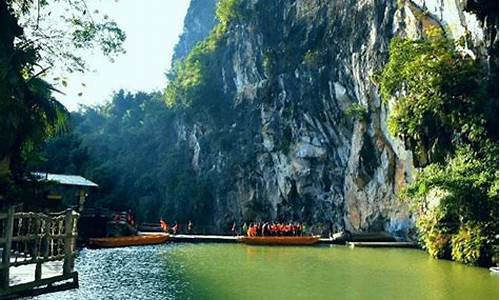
[
  {"x1": 251, "y1": 224, "x2": 257, "y2": 236},
  {"x1": 246, "y1": 223, "x2": 253, "y2": 236},
  {"x1": 244, "y1": 222, "x2": 307, "y2": 236},
  {"x1": 279, "y1": 223, "x2": 285, "y2": 235},
  {"x1": 160, "y1": 219, "x2": 169, "y2": 232},
  {"x1": 271, "y1": 223, "x2": 277, "y2": 236}
]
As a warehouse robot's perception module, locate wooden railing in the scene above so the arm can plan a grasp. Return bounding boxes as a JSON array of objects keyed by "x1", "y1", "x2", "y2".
[{"x1": 0, "y1": 207, "x2": 79, "y2": 298}]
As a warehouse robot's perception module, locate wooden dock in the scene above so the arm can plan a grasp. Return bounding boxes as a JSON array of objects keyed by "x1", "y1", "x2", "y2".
[
  {"x1": 171, "y1": 235, "x2": 338, "y2": 244},
  {"x1": 0, "y1": 207, "x2": 79, "y2": 300},
  {"x1": 171, "y1": 234, "x2": 237, "y2": 243},
  {"x1": 319, "y1": 238, "x2": 346, "y2": 244},
  {"x1": 140, "y1": 232, "x2": 418, "y2": 248}
]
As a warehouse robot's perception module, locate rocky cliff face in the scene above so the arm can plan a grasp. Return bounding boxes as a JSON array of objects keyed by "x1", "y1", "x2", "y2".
[
  {"x1": 172, "y1": 0, "x2": 218, "y2": 62},
  {"x1": 168, "y1": 0, "x2": 496, "y2": 238}
]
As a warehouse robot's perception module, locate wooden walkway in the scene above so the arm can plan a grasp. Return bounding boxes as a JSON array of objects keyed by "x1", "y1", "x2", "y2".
[
  {"x1": 348, "y1": 242, "x2": 418, "y2": 248},
  {"x1": 168, "y1": 234, "x2": 341, "y2": 244},
  {"x1": 171, "y1": 234, "x2": 237, "y2": 243},
  {"x1": 0, "y1": 207, "x2": 79, "y2": 300},
  {"x1": 319, "y1": 238, "x2": 349, "y2": 244},
  {"x1": 9, "y1": 261, "x2": 63, "y2": 286},
  {"x1": 140, "y1": 233, "x2": 418, "y2": 248}
]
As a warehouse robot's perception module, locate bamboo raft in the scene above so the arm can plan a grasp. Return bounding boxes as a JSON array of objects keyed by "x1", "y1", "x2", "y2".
[
  {"x1": 238, "y1": 236, "x2": 320, "y2": 245},
  {"x1": 88, "y1": 235, "x2": 171, "y2": 249}
]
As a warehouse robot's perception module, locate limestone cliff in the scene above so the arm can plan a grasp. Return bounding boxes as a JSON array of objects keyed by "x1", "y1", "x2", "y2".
[
  {"x1": 172, "y1": 0, "x2": 218, "y2": 62},
  {"x1": 167, "y1": 0, "x2": 497, "y2": 238}
]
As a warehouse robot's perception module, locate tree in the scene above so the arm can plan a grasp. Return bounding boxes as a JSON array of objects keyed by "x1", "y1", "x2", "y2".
[
  {"x1": 0, "y1": 0, "x2": 125, "y2": 204},
  {"x1": 379, "y1": 28, "x2": 498, "y2": 265},
  {"x1": 380, "y1": 28, "x2": 493, "y2": 166}
]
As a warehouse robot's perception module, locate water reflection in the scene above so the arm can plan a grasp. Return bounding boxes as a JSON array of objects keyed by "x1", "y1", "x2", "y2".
[{"x1": 31, "y1": 244, "x2": 498, "y2": 300}]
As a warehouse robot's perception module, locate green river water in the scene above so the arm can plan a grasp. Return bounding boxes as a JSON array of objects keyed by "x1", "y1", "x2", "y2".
[{"x1": 33, "y1": 243, "x2": 498, "y2": 300}]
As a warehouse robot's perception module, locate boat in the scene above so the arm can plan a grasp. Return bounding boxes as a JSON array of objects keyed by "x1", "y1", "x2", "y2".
[
  {"x1": 237, "y1": 236, "x2": 320, "y2": 245},
  {"x1": 88, "y1": 234, "x2": 171, "y2": 248}
]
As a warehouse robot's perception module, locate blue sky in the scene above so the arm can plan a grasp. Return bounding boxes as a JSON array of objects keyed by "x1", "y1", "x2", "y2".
[{"x1": 57, "y1": 0, "x2": 191, "y2": 111}]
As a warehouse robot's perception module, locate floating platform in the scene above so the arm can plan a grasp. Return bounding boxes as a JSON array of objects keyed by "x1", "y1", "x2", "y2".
[
  {"x1": 171, "y1": 234, "x2": 237, "y2": 243},
  {"x1": 132, "y1": 232, "x2": 418, "y2": 249},
  {"x1": 318, "y1": 238, "x2": 346, "y2": 245},
  {"x1": 347, "y1": 242, "x2": 419, "y2": 248},
  {"x1": 238, "y1": 236, "x2": 320, "y2": 246}
]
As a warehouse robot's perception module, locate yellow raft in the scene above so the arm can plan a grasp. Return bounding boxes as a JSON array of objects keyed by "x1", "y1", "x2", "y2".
[
  {"x1": 238, "y1": 236, "x2": 320, "y2": 245},
  {"x1": 88, "y1": 234, "x2": 171, "y2": 248}
]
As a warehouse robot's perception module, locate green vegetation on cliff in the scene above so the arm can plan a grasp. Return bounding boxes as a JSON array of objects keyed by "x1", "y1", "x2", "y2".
[
  {"x1": 37, "y1": 0, "x2": 251, "y2": 227},
  {"x1": 32, "y1": 0, "x2": 497, "y2": 241},
  {"x1": 165, "y1": 0, "x2": 243, "y2": 108},
  {"x1": 345, "y1": 103, "x2": 368, "y2": 122},
  {"x1": 380, "y1": 28, "x2": 498, "y2": 266}
]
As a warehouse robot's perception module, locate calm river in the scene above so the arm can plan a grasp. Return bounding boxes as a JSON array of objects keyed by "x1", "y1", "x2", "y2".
[{"x1": 32, "y1": 243, "x2": 498, "y2": 300}]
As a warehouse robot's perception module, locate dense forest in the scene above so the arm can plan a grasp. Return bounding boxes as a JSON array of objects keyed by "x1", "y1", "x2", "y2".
[
  {"x1": 35, "y1": 91, "x2": 217, "y2": 227},
  {"x1": 0, "y1": 0, "x2": 125, "y2": 205}
]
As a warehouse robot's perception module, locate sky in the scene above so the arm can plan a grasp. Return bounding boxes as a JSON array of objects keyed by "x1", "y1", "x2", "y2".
[{"x1": 55, "y1": 0, "x2": 191, "y2": 111}]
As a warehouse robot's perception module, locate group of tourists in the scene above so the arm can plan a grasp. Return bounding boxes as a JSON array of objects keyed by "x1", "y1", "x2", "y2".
[
  {"x1": 160, "y1": 219, "x2": 193, "y2": 234},
  {"x1": 240, "y1": 222, "x2": 306, "y2": 237},
  {"x1": 112, "y1": 210, "x2": 136, "y2": 226},
  {"x1": 159, "y1": 219, "x2": 306, "y2": 236}
]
